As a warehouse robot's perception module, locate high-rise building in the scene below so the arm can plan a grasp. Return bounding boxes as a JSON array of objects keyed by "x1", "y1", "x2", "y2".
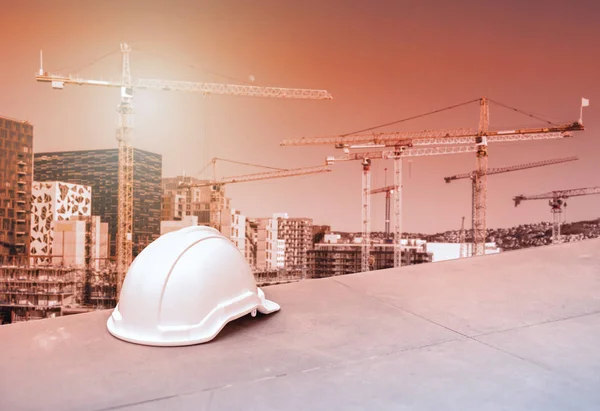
[
  {"x1": 276, "y1": 214, "x2": 313, "y2": 272},
  {"x1": 0, "y1": 115, "x2": 33, "y2": 256},
  {"x1": 254, "y1": 213, "x2": 312, "y2": 273},
  {"x1": 33, "y1": 149, "x2": 162, "y2": 257},
  {"x1": 255, "y1": 217, "x2": 283, "y2": 271}
]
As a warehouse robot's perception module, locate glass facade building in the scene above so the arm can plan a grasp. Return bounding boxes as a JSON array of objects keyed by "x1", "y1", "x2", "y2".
[{"x1": 33, "y1": 148, "x2": 162, "y2": 257}]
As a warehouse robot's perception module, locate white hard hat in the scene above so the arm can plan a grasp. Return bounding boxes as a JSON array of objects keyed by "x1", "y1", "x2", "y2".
[{"x1": 106, "y1": 225, "x2": 280, "y2": 346}]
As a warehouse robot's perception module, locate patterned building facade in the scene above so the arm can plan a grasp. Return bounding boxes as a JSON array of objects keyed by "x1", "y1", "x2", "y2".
[
  {"x1": 29, "y1": 181, "x2": 92, "y2": 263},
  {"x1": 0, "y1": 116, "x2": 33, "y2": 256},
  {"x1": 33, "y1": 148, "x2": 162, "y2": 257}
]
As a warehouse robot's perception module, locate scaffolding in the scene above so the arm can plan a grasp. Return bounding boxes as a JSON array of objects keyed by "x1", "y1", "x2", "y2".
[
  {"x1": 253, "y1": 268, "x2": 304, "y2": 287},
  {"x1": 0, "y1": 215, "x2": 118, "y2": 324},
  {"x1": 0, "y1": 255, "x2": 81, "y2": 323},
  {"x1": 307, "y1": 244, "x2": 433, "y2": 278}
]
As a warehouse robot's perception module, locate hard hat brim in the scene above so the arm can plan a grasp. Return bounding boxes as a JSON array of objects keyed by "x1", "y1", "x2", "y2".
[
  {"x1": 107, "y1": 287, "x2": 280, "y2": 347},
  {"x1": 257, "y1": 287, "x2": 281, "y2": 314}
]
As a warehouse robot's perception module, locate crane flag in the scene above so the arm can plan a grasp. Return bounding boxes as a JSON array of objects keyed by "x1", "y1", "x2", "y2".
[{"x1": 582, "y1": 97, "x2": 590, "y2": 107}]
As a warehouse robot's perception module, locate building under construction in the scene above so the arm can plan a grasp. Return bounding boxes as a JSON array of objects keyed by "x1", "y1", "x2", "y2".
[
  {"x1": 308, "y1": 243, "x2": 432, "y2": 278},
  {"x1": 0, "y1": 255, "x2": 80, "y2": 323},
  {"x1": 0, "y1": 210, "x2": 115, "y2": 324}
]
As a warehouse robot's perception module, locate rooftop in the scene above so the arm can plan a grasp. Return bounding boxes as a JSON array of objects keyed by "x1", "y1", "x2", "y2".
[{"x1": 1, "y1": 238, "x2": 600, "y2": 410}]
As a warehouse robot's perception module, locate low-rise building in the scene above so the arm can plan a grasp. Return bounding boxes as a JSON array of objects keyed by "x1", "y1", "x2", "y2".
[
  {"x1": 30, "y1": 181, "x2": 109, "y2": 269},
  {"x1": 308, "y1": 243, "x2": 433, "y2": 278},
  {"x1": 425, "y1": 242, "x2": 501, "y2": 262}
]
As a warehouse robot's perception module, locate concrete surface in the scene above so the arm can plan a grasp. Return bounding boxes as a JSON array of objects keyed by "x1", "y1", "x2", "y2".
[{"x1": 1, "y1": 238, "x2": 600, "y2": 410}]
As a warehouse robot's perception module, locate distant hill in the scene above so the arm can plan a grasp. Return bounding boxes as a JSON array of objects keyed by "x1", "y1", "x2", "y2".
[{"x1": 330, "y1": 218, "x2": 600, "y2": 251}]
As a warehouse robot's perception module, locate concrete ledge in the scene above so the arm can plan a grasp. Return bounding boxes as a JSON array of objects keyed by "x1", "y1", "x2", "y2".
[{"x1": 1, "y1": 239, "x2": 600, "y2": 410}]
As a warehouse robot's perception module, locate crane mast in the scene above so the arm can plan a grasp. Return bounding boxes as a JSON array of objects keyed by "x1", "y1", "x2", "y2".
[
  {"x1": 369, "y1": 183, "x2": 395, "y2": 244},
  {"x1": 393, "y1": 157, "x2": 402, "y2": 266},
  {"x1": 116, "y1": 43, "x2": 134, "y2": 299},
  {"x1": 37, "y1": 43, "x2": 333, "y2": 302},
  {"x1": 361, "y1": 159, "x2": 372, "y2": 272},
  {"x1": 385, "y1": 188, "x2": 391, "y2": 242},
  {"x1": 473, "y1": 97, "x2": 490, "y2": 256},
  {"x1": 459, "y1": 216, "x2": 467, "y2": 258}
]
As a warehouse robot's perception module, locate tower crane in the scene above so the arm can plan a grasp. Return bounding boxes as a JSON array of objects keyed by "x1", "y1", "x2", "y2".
[
  {"x1": 513, "y1": 186, "x2": 600, "y2": 244},
  {"x1": 326, "y1": 144, "x2": 483, "y2": 271},
  {"x1": 444, "y1": 156, "x2": 579, "y2": 255},
  {"x1": 369, "y1": 167, "x2": 395, "y2": 243},
  {"x1": 35, "y1": 43, "x2": 333, "y2": 300},
  {"x1": 281, "y1": 97, "x2": 585, "y2": 260},
  {"x1": 369, "y1": 184, "x2": 396, "y2": 243},
  {"x1": 459, "y1": 216, "x2": 467, "y2": 258},
  {"x1": 178, "y1": 164, "x2": 332, "y2": 232},
  {"x1": 286, "y1": 106, "x2": 582, "y2": 270}
]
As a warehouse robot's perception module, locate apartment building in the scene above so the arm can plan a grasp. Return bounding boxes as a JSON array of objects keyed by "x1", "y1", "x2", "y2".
[
  {"x1": 244, "y1": 218, "x2": 258, "y2": 269},
  {"x1": 161, "y1": 176, "x2": 213, "y2": 224},
  {"x1": 227, "y1": 209, "x2": 246, "y2": 255},
  {"x1": 0, "y1": 115, "x2": 33, "y2": 256},
  {"x1": 254, "y1": 213, "x2": 312, "y2": 272}
]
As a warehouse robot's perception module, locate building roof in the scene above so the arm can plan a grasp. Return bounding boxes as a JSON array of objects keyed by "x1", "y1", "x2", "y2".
[
  {"x1": 0, "y1": 114, "x2": 33, "y2": 124},
  {"x1": 33, "y1": 147, "x2": 162, "y2": 157},
  {"x1": 2, "y1": 239, "x2": 600, "y2": 410}
]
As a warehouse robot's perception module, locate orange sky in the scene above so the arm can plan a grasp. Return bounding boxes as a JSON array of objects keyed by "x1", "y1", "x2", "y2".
[{"x1": 1, "y1": 0, "x2": 599, "y2": 233}]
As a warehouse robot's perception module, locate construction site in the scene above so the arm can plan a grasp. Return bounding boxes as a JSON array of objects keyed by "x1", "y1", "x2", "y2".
[
  {"x1": 1, "y1": 40, "x2": 596, "y2": 324},
  {"x1": 0, "y1": 210, "x2": 117, "y2": 324},
  {"x1": 2, "y1": 1, "x2": 600, "y2": 409},
  {"x1": 4, "y1": 233, "x2": 600, "y2": 410}
]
